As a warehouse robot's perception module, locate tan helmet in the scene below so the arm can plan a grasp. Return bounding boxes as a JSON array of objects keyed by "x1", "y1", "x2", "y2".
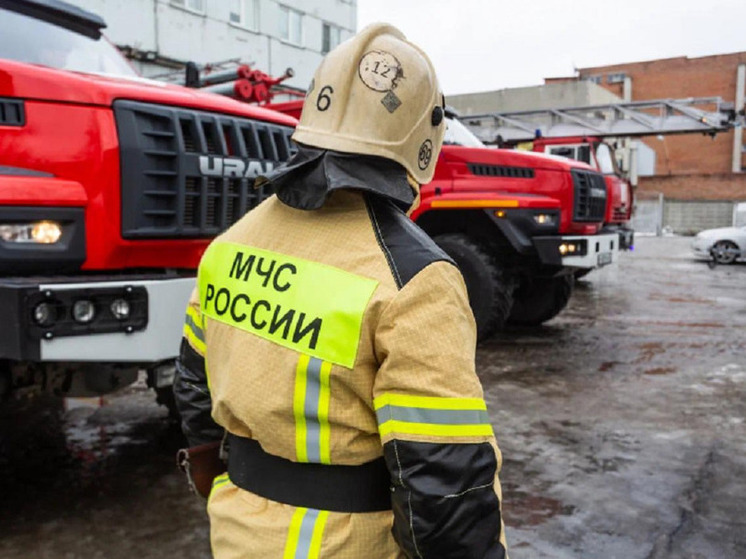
[{"x1": 292, "y1": 23, "x2": 446, "y2": 185}]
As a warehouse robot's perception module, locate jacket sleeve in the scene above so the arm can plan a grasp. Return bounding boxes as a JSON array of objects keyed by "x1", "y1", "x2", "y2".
[
  {"x1": 174, "y1": 287, "x2": 223, "y2": 447},
  {"x1": 373, "y1": 261, "x2": 508, "y2": 559}
]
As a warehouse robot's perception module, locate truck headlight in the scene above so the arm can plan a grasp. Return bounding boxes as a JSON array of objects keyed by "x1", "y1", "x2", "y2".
[
  {"x1": 33, "y1": 302, "x2": 57, "y2": 327},
  {"x1": 0, "y1": 221, "x2": 62, "y2": 244},
  {"x1": 72, "y1": 300, "x2": 96, "y2": 323},
  {"x1": 533, "y1": 214, "x2": 556, "y2": 226},
  {"x1": 110, "y1": 298, "x2": 131, "y2": 320},
  {"x1": 559, "y1": 241, "x2": 585, "y2": 255}
]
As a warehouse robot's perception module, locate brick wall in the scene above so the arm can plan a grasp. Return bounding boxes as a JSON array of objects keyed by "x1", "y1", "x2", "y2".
[
  {"x1": 571, "y1": 53, "x2": 746, "y2": 201},
  {"x1": 638, "y1": 173, "x2": 746, "y2": 201}
]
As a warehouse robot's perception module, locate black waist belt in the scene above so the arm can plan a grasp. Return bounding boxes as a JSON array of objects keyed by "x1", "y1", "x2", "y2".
[{"x1": 227, "y1": 434, "x2": 392, "y2": 513}]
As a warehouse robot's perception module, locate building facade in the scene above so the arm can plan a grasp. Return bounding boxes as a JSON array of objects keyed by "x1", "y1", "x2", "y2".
[
  {"x1": 70, "y1": 0, "x2": 357, "y2": 91},
  {"x1": 573, "y1": 53, "x2": 746, "y2": 232},
  {"x1": 448, "y1": 81, "x2": 624, "y2": 115}
]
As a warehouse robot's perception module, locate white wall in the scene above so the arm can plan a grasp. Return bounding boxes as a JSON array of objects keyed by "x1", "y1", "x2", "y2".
[
  {"x1": 447, "y1": 81, "x2": 623, "y2": 114},
  {"x1": 69, "y1": 0, "x2": 357, "y2": 88}
]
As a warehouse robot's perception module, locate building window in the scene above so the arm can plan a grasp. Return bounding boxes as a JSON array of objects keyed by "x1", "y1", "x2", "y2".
[
  {"x1": 607, "y1": 72, "x2": 626, "y2": 84},
  {"x1": 322, "y1": 23, "x2": 342, "y2": 53},
  {"x1": 279, "y1": 5, "x2": 303, "y2": 45},
  {"x1": 171, "y1": 0, "x2": 205, "y2": 14},
  {"x1": 230, "y1": 0, "x2": 258, "y2": 29},
  {"x1": 586, "y1": 75, "x2": 602, "y2": 85}
]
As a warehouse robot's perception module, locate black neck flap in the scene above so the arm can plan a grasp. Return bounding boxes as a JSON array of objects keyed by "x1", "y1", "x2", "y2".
[{"x1": 255, "y1": 144, "x2": 415, "y2": 211}]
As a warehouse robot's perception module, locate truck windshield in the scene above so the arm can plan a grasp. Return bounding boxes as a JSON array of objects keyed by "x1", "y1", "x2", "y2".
[
  {"x1": 0, "y1": 7, "x2": 137, "y2": 77},
  {"x1": 594, "y1": 142, "x2": 617, "y2": 174},
  {"x1": 444, "y1": 117, "x2": 485, "y2": 148}
]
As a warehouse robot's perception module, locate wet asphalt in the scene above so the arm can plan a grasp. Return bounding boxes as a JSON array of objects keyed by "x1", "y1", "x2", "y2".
[{"x1": 0, "y1": 236, "x2": 744, "y2": 559}]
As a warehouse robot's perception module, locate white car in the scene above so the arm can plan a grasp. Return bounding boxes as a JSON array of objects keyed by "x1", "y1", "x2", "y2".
[{"x1": 691, "y1": 226, "x2": 746, "y2": 264}]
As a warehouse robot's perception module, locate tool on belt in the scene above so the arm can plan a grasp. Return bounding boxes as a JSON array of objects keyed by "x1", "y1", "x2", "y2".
[{"x1": 176, "y1": 440, "x2": 225, "y2": 499}]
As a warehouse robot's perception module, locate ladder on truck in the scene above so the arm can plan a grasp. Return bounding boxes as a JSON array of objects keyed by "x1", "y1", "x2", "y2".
[{"x1": 462, "y1": 97, "x2": 738, "y2": 145}]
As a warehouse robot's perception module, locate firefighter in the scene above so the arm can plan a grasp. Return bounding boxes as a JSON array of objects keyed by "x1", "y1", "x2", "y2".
[{"x1": 174, "y1": 22, "x2": 508, "y2": 559}]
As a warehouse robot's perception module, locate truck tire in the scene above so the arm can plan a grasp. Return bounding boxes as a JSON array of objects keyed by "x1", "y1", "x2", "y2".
[
  {"x1": 508, "y1": 275, "x2": 574, "y2": 326},
  {"x1": 433, "y1": 234, "x2": 514, "y2": 341}
]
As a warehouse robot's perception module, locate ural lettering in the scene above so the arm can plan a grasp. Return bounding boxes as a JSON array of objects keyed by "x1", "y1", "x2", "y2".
[{"x1": 198, "y1": 156, "x2": 274, "y2": 179}]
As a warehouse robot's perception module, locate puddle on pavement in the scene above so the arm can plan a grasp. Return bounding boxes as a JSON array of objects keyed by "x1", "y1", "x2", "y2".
[
  {"x1": 644, "y1": 367, "x2": 677, "y2": 376},
  {"x1": 503, "y1": 489, "x2": 576, "y2": 528},
  {"x1": 0, "y1": 391, "x2": 184, "y2": 528}
]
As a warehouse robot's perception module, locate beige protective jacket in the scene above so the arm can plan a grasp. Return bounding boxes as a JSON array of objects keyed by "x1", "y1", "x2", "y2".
[{"x1": 174, "y1": 148, "x2": 507, "y2": 559}]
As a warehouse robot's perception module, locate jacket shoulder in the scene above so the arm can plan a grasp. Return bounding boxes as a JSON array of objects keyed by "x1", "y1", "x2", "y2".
[{"x1": 364, "y1": 194, "x2": 454, "y2": 289}]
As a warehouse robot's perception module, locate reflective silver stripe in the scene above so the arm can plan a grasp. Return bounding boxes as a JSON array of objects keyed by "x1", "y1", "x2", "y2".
[
  {"x1": 296, "y1": 508, "x2": 319, "y2": 559},
  {"x1": 376, "y1": 405, "x2": 491, "y2": 426},
  {"x1": 184, "y1": 313, "x2": 205, "y2": 342},
  {"x1": 303, "y1": 357, "x2": 323, "y2": 463}
]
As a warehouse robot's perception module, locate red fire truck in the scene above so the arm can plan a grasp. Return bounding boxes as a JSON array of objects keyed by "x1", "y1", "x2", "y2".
[
  {"x1": 463, "y1": 99, "x2": 736, "y2": 269},
  {"x1": 531, "y1": 136, "x2": 634, "y2": 253},
  {"x1": 0, "y1": 0, "x2": 296, "y2": 406}
]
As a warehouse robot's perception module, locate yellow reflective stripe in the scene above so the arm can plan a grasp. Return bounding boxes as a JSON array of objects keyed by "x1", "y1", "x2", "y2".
[
  {"x1": 283, "y1": 508, "x2": 307, "y2": 559},
  {"x1": 208, "y1": 473, "x2": 230, "y2": 503},
  {"x1": 183, "y1": 323, "x2": 206, "y2": 355},
  {"x1": 308, "y1": 510, "x2": 329, "y2": 559},
  {"x1": 198, "y1": 241, "x2": 378, "y2": 368},
  {"x1": 373, "y1": 393, "x2": 487, "y2": 412},
  {"x1": 378, "y1": 420, "x2": 494, "y2": 438},
  {"x1": 212, "y1": 472, "x2": 229, "y2": 488},
  {"x1": 318, "y1": 361, "x2": 332, "y2": 465},
  {"x1": 295, "y1": 356, "x2": 332, "y2": 464},
  {"x1": 186, "y1": 305, "x2": 204, "y2": 330},
  {"x1": 183, "y1": 305, "x2": 206, "y2": 354},
  {"x1": 294, "y1": 354, "x2": 310, "y2": 463}
]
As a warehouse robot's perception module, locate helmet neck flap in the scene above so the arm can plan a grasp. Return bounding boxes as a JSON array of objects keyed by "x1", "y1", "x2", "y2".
[{"x1": 256, "y1": 143, "x2": 416, "y2": 211}]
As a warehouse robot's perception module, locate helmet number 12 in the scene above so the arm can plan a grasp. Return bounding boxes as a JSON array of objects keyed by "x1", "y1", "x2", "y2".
[{"x1": 316, "y1": 86, "x2": 334, "y2": 112}]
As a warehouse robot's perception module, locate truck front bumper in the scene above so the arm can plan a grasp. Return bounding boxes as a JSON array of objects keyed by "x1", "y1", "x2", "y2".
[
  {"x1": 532, "y1": 233, "x2": 619, "y2": 269},
  {"x1": 0, "y1": 274, "x2": 194, "y2": 362}
]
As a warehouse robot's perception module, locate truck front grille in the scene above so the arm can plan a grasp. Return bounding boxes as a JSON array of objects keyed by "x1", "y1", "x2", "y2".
[
  {"x1": 0, "y1": 98, "x2": 24, "y2": 126},
  {"x1": 114, "y1": 100, "x2": 295, "y2": 239},
  {"x1": 571, "y1": 170, "x2": 607, "y2": 222},
  {"x1": 468, "y1": 163, "x2": 534, "y2": 178}
]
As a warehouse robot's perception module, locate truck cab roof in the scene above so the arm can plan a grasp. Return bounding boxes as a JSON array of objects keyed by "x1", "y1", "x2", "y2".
[{"x1": 0, "y1": 0, "x2": 106, "y2": 38}]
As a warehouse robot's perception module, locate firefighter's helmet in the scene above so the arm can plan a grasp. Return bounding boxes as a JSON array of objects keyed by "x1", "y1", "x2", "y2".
[{"x1": 292, "y1": 23, "x2": 445, "y2": 185}]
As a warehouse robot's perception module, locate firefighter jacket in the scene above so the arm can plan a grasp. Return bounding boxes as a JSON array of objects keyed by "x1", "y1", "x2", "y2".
[{"x1": 174, "y1": 146, "x2": 508, "y2": 559}]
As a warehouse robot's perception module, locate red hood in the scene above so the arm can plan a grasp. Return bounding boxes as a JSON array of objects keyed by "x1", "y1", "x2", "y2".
[
  {"x1": 0, "y1": 58, "x2": 297, "y2": 125},
  {"x1": 441, "y1": 145, "x2": 596, "y2": 173}
]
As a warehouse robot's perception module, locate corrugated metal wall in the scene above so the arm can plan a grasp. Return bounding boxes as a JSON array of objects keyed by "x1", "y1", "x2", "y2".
[
  {"x1": 631, "y1": 198, "x2": 744, "y2": 235},
  {"x1": 663, "y1": 200, "x2": 735, "y2": 234}
]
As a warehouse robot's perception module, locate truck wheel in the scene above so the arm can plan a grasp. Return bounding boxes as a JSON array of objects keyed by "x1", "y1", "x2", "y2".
[
  {"x1": 433, "y1": 234, "x2": 515, "y2": 341},
  {"x1": 508, "y1": 275, "x2": 574, "y2": 326}
]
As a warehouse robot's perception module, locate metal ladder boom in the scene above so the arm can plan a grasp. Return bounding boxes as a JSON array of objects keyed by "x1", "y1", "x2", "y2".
[{"x1": 462, "y1": 97, "x2": 737, "y2": 144}]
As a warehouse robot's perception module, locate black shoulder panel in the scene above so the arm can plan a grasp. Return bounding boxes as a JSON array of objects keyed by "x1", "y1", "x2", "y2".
[{"x1": 365, "y1": 194, "x2": 455, "y2": 289}]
